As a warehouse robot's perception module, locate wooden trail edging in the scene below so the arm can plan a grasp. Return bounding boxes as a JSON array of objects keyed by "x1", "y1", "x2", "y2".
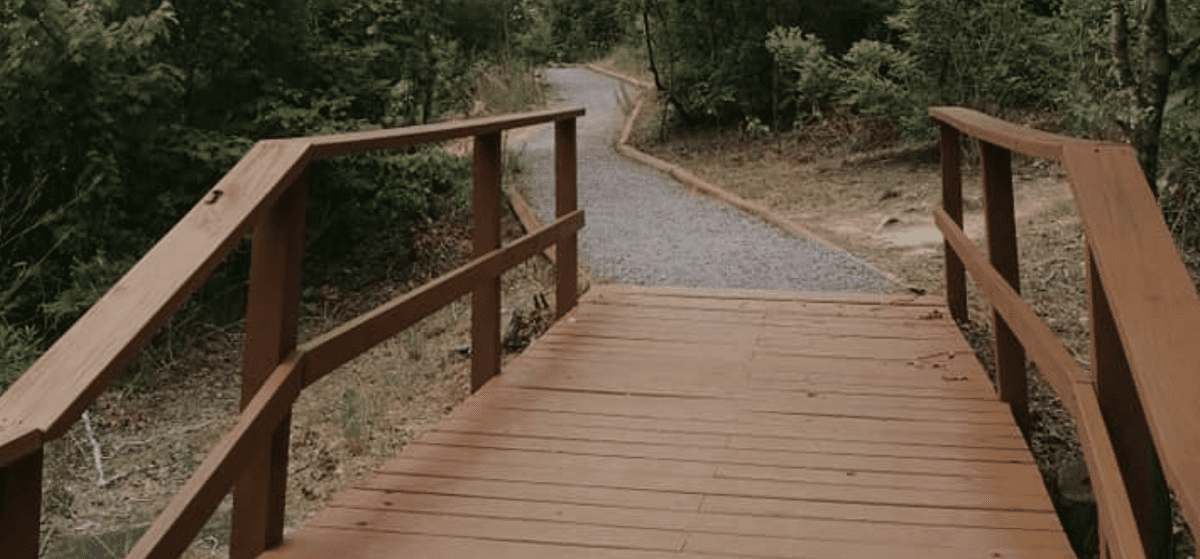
[{"x1": 586, "y1": 63, "x2": 911, "y2": 291}]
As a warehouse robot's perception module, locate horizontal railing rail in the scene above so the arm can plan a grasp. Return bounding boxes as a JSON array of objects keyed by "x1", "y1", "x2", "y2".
[
  {"x1": 930, "y1": 106, "x2": 1198, "y2": 559},
  {"x1": 0, "y1": 106, "x2": 585, "y2": 559}
]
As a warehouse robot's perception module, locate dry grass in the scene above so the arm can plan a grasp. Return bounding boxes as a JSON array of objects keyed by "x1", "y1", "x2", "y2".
[{"x1": 39, "y1": 179, "x2": 559, "y2": 558}]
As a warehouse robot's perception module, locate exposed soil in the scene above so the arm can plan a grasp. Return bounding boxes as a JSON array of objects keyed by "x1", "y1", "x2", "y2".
[{"x1": 622, "y1": 84, "x2": 1195, "y2": 558}]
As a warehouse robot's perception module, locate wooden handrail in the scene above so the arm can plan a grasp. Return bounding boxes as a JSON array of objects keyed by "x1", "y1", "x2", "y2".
[
  {"x1": 0, "y1": 106, "x2": 585, "y2": 559},
  {"x1": 930, "y1": 106, "x2": 1199, "y2": 559},
  {"x1": 0, "y1": 139, "x2": 312, "y2": 465},
  {"x1": 300, "y1": 211, "x2": 584, "y2": 386}
]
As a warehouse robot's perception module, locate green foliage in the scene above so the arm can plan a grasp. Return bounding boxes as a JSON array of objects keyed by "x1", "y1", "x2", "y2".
[
  {"x1": 0, "y1": 322, "x2": 40, "y2": 391},
  {"x1": 0, "y1": 0, "x2": 185, "y2": 330},
  {"x1": 765, "y1": 28, "x2": 841, "y2": 121},
  {"x1": 890, "y1": 0, "x2": 1065, "y2": 109},
  {"x1": 1055, "y1": 0, "x2": 1200, "y2": 246},
  {"x1": 1161, "y1": 98, "x2": 1200, "y2": 247},
  {"x1": 0, "y1": 0, "x2": 522, "y2": 394},
  {"x1": 41, "y1": 252, "x2": 137, "y2": 331},
  {"x1": 307, "y1": 147, "x2": 471, "y2": 275},
  {"x1": 547, "y1": 0, "x2": 631, "y2": 61},
  {"x1": 766, "y1": 28, "x2": 927, "y2": 138},
  {"x1": 840, "y1": 40, "x2": 919, "y2": 118},
  {"x1": 743, "y1": 116, "x2": 771, "y2": 140},
  {"x1": 641, "y1": 0, "x2": 900, "y2": 126},
  {"x1": 473, "y1": 60, "x2": 546, "y2": 116}
]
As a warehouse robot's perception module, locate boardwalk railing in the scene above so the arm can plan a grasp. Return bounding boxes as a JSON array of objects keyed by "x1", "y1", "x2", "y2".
[
  {"x1": 0, "y1": 107, "x2": 585, "y2": 559},
  {"x1": 930, "y1": 107, "x2": 1199, "y2": 559}
]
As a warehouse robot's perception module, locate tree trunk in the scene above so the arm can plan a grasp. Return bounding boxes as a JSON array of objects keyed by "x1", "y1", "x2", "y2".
[
  {"x1": 641, "y1": 0, "x2": 696, "y2": 127},
  {"x1": 1112, "y1": 0, "x2": 1171, "y2": 197},
  {"x1": 1135, "y1": 0, "x2": 1171, "y2": 197},
  {"x1": 1110, "y1": 1, "x2": 1133, "y2": 91},
  {"x1": 642, "y1": 3, "x2": 666, "y2": 92}
]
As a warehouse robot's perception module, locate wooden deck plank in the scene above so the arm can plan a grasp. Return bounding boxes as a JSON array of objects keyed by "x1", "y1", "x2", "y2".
[
  {"x1": 442, "y1": 402, "x2": 1028, "y2": 448},
  {"x1": 370, "y1": 456, "x2": 1050, "y2": 512},
  {"x1": 398, "y1": 439, "x2": 1044, "y2": 495},
  {"x1": 324, "y1": 490, "x2": 1067, "y2": 548},
  {"x1": 419, "y1": 424, "x2": 1035, "y2": 462},
  {"x1": 398, "y1": 439, "x2": 1042, "y2": 487},
  {"x1": 272, "y1": 285, "x2": 1073, "y2": 558}
]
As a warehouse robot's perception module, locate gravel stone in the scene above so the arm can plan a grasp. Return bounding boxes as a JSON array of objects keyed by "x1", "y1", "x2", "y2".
[{"x1": 515, "y1": 67, "x2": 887, "y2": 292}]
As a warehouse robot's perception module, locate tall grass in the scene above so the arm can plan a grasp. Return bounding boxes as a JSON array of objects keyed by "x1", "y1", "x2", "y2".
[
  {"x1": 474, "y1": 61, "x2": 546, "y2": 115},
  {"x1": 596, "y1": 39, "x2": 653, "y2": 85}
]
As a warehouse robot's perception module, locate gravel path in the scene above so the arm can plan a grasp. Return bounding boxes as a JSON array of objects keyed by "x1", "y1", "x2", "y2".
[{"x1": 515, "y1": 67, "x2": 887, "y2": 292}]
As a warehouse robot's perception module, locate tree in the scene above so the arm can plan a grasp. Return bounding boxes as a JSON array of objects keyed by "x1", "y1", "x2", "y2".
[
  {"x1": 638, "y1": 0, "x2": 899, "y2": 127},
  {"x1": 1109, "y1": 0, "x2": 1200, "y2": 196}
]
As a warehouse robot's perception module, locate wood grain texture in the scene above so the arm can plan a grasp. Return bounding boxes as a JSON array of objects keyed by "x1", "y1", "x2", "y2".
[
  {"x1": 1064, "y1": 142, "x2": 1200, "y2": 543},
  {"x1": 270, "y1": 285, "x2": 1073, "y2": 558}
]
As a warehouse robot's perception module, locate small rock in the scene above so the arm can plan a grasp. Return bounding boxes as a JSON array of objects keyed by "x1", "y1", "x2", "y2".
[{"x1": 879, "y1": 189, "x2": 902, "y2": 202}]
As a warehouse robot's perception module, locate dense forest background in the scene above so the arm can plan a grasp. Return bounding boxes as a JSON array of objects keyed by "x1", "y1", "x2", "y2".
[
  {"x1": 0, "y1": 0, "x2": 554, "y2": 388},
  {"x1": 3, "y1": 0, "x2": 1199, "y2": 390},
  {"x1": 579, "y1": 0, "x2": 1198, "y2": 201}
]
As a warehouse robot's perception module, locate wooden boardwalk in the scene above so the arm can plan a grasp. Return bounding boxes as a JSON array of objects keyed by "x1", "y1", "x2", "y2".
[{"x1": 262, "y1": 285, "x2": 1074, "y2": 559}]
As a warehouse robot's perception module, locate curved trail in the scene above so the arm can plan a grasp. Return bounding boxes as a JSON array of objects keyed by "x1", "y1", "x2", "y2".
[{"x1": 515, "y1": 67, "x2": 886, "y2": 292}]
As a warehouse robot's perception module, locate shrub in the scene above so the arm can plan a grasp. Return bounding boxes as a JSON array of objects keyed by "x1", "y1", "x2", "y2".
[
  {"x1": 766, "y1": 27, "x2": 843, "y2": 123},
  {"x1": 0, "y1": 322, "x2": 41, "y2": 391}
]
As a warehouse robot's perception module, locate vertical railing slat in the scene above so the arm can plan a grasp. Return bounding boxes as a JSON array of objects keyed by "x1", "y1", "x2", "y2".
[
  {"x1": 940, "y1": 123, "x2": 967, "y2": 323},
  {"x1": 980, "y1": 140, "x2": 1028, "y2": 432},
  {"x1": 471, "y1": 132, "x2": 503, "y2": 392},
  {"x1": 555, "y1": 118, "x2": 579, "y2": 319},
  {"x1": 1088, "y1": 249, "x2": 1172, "y2": 559},
  {"x1": 230, "y1": 178, "x2": 306, "y2": 559},
  {"x1": 0, "y1": 448, "x2": 42, "y2": 559}
]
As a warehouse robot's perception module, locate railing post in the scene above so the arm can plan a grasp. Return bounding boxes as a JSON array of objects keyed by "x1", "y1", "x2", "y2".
[
  {"x1": 1087, "y1": 248, "x2": 1171, "y2": 559},
  {"x1": 980, "y1": 140, "x2": 1028, "y2": 431},
  {"x1": 940, "y1": 123, "x2": 967, "y2": 323},
  {"x1": 555, "y1": 118, "x2": 579, "y2": 319},
  {"x1": 0, "y1": 449, "x2": 42, "y2": 559},
  {"x1": 472, "y1": 132, "x2": 503, "y2": 392},
  {"x1": 231, "y1": 177, "x2": 306, "y2": 559}
]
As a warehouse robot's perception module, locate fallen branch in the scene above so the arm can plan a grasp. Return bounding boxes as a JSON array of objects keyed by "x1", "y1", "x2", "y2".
[
  {"x1": 81, "y1": 410, "x2": 106, "y2": 487},
  {"x1": 109, "y1": 419, "x2": 215, "y2": 453}
]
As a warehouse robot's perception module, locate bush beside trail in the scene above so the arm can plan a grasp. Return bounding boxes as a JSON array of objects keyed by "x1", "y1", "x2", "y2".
[{"x1": 0, "y1": 0, "x2": 551, "y2": 392}]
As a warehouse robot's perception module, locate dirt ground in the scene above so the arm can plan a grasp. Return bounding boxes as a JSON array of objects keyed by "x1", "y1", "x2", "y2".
[{"x1": 622, "y1": 84, "x2": 1194, "y2": 558}]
